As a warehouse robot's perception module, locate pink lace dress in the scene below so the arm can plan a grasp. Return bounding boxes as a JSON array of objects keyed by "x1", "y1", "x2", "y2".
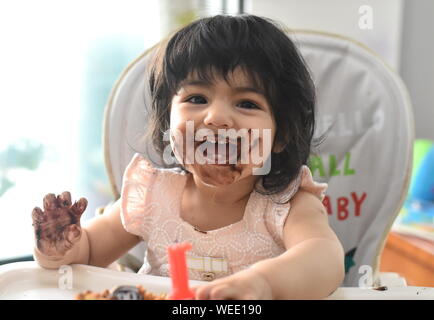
[{"x1": 120, "y1": 153, "x2": 327, "y2": 281}]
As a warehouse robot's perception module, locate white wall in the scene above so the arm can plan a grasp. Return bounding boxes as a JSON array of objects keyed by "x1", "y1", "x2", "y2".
[
  {"x1": 399, "y1": 0, "x2": 434, "y2": 140},
  {"x1": 248, "y1": 0, "x2": 434, "y2": 140},
  {"x1": 247, "y1": 0, "x2": 404, "y2": 71}
]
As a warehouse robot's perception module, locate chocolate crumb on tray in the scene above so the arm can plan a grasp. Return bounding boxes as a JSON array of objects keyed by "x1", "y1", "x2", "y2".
[
  {"x1": 372, "y1": 286, "x2": 388, "y2": 291},
  {"x1": 75, "y1": 285, "x2": 168, "y2": 300}
]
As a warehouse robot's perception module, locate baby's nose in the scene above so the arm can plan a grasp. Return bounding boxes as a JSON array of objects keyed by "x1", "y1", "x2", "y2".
[{"x1": 203, "y1": 102, "x2": 234, "y2": 128}]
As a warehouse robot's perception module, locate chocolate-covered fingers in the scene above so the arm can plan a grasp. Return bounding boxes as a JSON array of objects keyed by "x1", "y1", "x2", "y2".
[
  {"x1": 70, "y1": 198, "x2": 88, "y2": 220},
  {"x1": 57, "y1": 191, "x2": 72, "y2": 208},
  {"x1": 32, "y1": 207, "x2": 45, "y2": 225},
  {"x1": 43, "y1": 193, "x2": 58, "y2": 211}
]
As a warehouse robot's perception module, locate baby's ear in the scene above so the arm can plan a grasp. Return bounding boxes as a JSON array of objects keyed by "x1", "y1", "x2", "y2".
[
  {"x1": 272, "y1": 141, "x2": 285, "y2": 153},
  {"x1": 272, "y1": 136, "x2": 288, "y2": 153}
]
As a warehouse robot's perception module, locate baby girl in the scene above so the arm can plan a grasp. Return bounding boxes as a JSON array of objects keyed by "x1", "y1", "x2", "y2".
[{"x1": 32, "y1": 14, "x2": 344, "y2": 300}]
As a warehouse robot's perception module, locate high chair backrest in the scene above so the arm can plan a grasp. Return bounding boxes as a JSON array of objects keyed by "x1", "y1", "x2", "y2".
[{"x1": 103, "y1": 30, "x2": 414, "y2": 287}]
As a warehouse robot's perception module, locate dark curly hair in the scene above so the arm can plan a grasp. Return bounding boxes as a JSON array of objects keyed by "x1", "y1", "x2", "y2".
[{"x1": 145, "y1": 14, "x2": 317, "y2": 199}]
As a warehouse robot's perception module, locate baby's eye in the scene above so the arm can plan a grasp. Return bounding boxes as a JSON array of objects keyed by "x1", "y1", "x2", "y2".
[
  {"x1": 237, "y1": 100, "x2": 260, "y2": 110},
  {"x1": 186, "y1": 95, "x2": 207, "y2": 104}
]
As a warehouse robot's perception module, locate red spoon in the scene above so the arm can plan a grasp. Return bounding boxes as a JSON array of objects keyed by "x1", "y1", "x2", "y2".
[{"x1": 168, "y1": 242, "x2": 195, "y2": 300}]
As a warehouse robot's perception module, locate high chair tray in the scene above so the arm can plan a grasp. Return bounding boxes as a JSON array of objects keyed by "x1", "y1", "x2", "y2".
[
  {"x1": 0, "y1": 261, "x2": 205, "y2": 300},
  {"x1": 0, "y1": 262, "x2": 433, "y2": 299}
]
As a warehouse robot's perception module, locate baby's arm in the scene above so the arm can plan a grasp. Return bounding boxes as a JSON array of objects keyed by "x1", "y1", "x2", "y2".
[
  {"x1": 33, "y1": 194, "x2": 142, "y2": 269},
  {"x1": 250, "y1": 190, "x2": 345, "y2": 299},
  {"x1": 83, "y1": 199, "x2": 142, "y2": 267}
]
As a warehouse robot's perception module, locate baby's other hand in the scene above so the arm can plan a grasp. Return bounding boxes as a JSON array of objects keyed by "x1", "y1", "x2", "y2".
[
  {"x1": 32, "y1": 192, "x2": 87, "y2": 258},
  {"x1": 192, "y1": 268, "x2": 273, "y2": 300}
]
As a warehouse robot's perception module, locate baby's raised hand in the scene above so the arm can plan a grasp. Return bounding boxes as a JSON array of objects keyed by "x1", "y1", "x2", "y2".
[
  {"x1": 192, "y1": 268, "x2": 273, "y2": 300},
  {"x1": 32, "y1": 192, "x2": 87, "y2": 257}
]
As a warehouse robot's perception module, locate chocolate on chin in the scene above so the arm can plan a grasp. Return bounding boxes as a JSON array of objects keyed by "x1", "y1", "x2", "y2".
[{"x1": 75, "y1": 285, "x2": 168, "y2": 300}]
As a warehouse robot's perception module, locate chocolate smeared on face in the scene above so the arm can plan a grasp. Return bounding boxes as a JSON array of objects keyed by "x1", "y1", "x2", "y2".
[{"x1": 173, "y1": 126, "x2": 269, "y2": 187}]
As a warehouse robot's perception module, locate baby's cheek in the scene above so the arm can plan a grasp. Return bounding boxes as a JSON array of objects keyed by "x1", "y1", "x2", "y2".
[
  {"x1": 169, "y1": 130, "x2": 187, "y2": 164},
  {"x1": 260, "y1": 128, "x2": 274, "y2": 155},
  {"x1": 170, "y1": 120, "x2": 198, "y2": 163},
  {"x1": 248, "y1": 134, "x2": 273, "y2": 176}
]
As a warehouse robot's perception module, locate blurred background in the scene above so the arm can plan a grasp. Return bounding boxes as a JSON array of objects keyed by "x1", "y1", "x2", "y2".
[{"x1": 0, "y1": 0, "x2": 432, "y2": 281}]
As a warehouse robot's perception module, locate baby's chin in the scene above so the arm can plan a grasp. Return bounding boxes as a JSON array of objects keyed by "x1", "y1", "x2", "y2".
[{"x1": 186, "y1": 162, "x2": 249, "y2": 187}]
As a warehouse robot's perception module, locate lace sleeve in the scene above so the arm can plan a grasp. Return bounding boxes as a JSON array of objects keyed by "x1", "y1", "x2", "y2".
[
  {"x1": 264, "y1": 165, "x2": 328, "y2": 245},
  {"x1": 120, "y1": 153, "x2": 158, "y2": 240}
]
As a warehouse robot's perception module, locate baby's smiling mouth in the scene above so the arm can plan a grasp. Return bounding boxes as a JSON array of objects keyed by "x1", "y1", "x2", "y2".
[{"x1": 195, "y1": 135, "x2": 243, "y2": 166}]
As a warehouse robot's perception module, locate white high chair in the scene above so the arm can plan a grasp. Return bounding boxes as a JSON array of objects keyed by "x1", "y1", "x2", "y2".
[{"x1": 102, "y1": 30, "x2": 414, "y2": 287}]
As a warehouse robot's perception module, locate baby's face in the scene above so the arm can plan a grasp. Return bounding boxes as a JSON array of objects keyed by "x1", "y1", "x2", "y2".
[{"x1": 169, "y1": 67, "x2": 277, "y2": 187}]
